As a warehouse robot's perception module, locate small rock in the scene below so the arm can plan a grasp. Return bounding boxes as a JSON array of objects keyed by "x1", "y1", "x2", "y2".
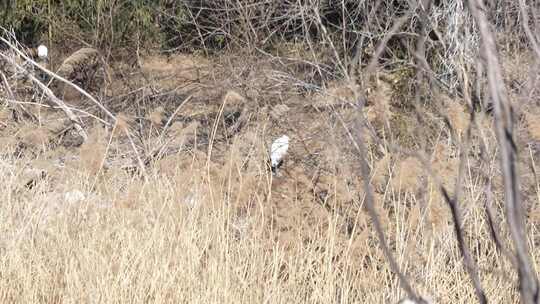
[{"x1": 64, "y1": 189, "x2": 86, "y2": 204}]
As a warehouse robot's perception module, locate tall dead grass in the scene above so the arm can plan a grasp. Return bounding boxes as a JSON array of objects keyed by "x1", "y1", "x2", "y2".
[
  {"x1": 0, "y1": 115, "x2": 534, "y2": 303},
  {"x1": 1, "y1": 1, "x2": 540, "y2": 302}
]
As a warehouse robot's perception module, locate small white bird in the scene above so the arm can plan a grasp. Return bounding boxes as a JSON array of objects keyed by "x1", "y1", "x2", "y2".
[
  {"x1": 37, "y1": 45, "x2": 48, "y2": 60},
  {"x1": 270, "y1": 135, "x2": 289, "y2": 173}
]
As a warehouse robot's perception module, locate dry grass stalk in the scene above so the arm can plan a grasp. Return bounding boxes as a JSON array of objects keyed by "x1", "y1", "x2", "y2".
[
  {"x1": 391, "y1": 157, "x2": 424, "y2": 194},
  {"x1": 79, "y1": 126, "x2": 107, "y2": 175},
  {"x1": 525, "y1": 112, "x2": 540, "y2": 141}
]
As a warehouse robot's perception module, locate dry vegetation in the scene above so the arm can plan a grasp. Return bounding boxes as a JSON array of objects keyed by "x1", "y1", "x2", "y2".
[{"x1": 1, "y1": 0, "x2": 540, "y2": 303}]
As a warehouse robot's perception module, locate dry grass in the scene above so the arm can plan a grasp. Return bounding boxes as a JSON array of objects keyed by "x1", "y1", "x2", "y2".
[
  {"x1": 1, "y1": 109, "x2": 537, "y2": 304},
  {"x1": 0, "y1": 132, "x2": 529, "y2": 303},
  {"x1": 1, "y1": 47, "x2": 539, "y2": 304}
]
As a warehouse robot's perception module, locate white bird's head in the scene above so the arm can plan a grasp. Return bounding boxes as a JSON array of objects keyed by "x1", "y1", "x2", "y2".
[{"x1": 37, "y1": 45, "x2": 48, "y2": 60}]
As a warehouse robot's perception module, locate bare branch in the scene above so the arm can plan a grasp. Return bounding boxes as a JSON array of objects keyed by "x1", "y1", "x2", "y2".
[{"x1": 467, "y1": 0, "x2": 540, "y2": 302}]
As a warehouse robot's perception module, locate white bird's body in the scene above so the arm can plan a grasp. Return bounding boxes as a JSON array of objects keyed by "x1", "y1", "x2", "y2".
[
  {"x1": 20, "y1": 45, "x2": 48, "y2": 62},
  {"x1": 270, "y1": 135, "x2": 289, "y2": 170},
  {"x1": 37, "y1": 45, "x2": 48, "y2": 60}
]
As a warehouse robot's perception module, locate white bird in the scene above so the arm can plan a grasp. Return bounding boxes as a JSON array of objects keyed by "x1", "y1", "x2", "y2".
[
  {"x1": 37, "y1": 45, "x2": 48, "y2": 60},
  {"x1": 270, "y1": 135, "x2": 289, "y2": 173}
]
